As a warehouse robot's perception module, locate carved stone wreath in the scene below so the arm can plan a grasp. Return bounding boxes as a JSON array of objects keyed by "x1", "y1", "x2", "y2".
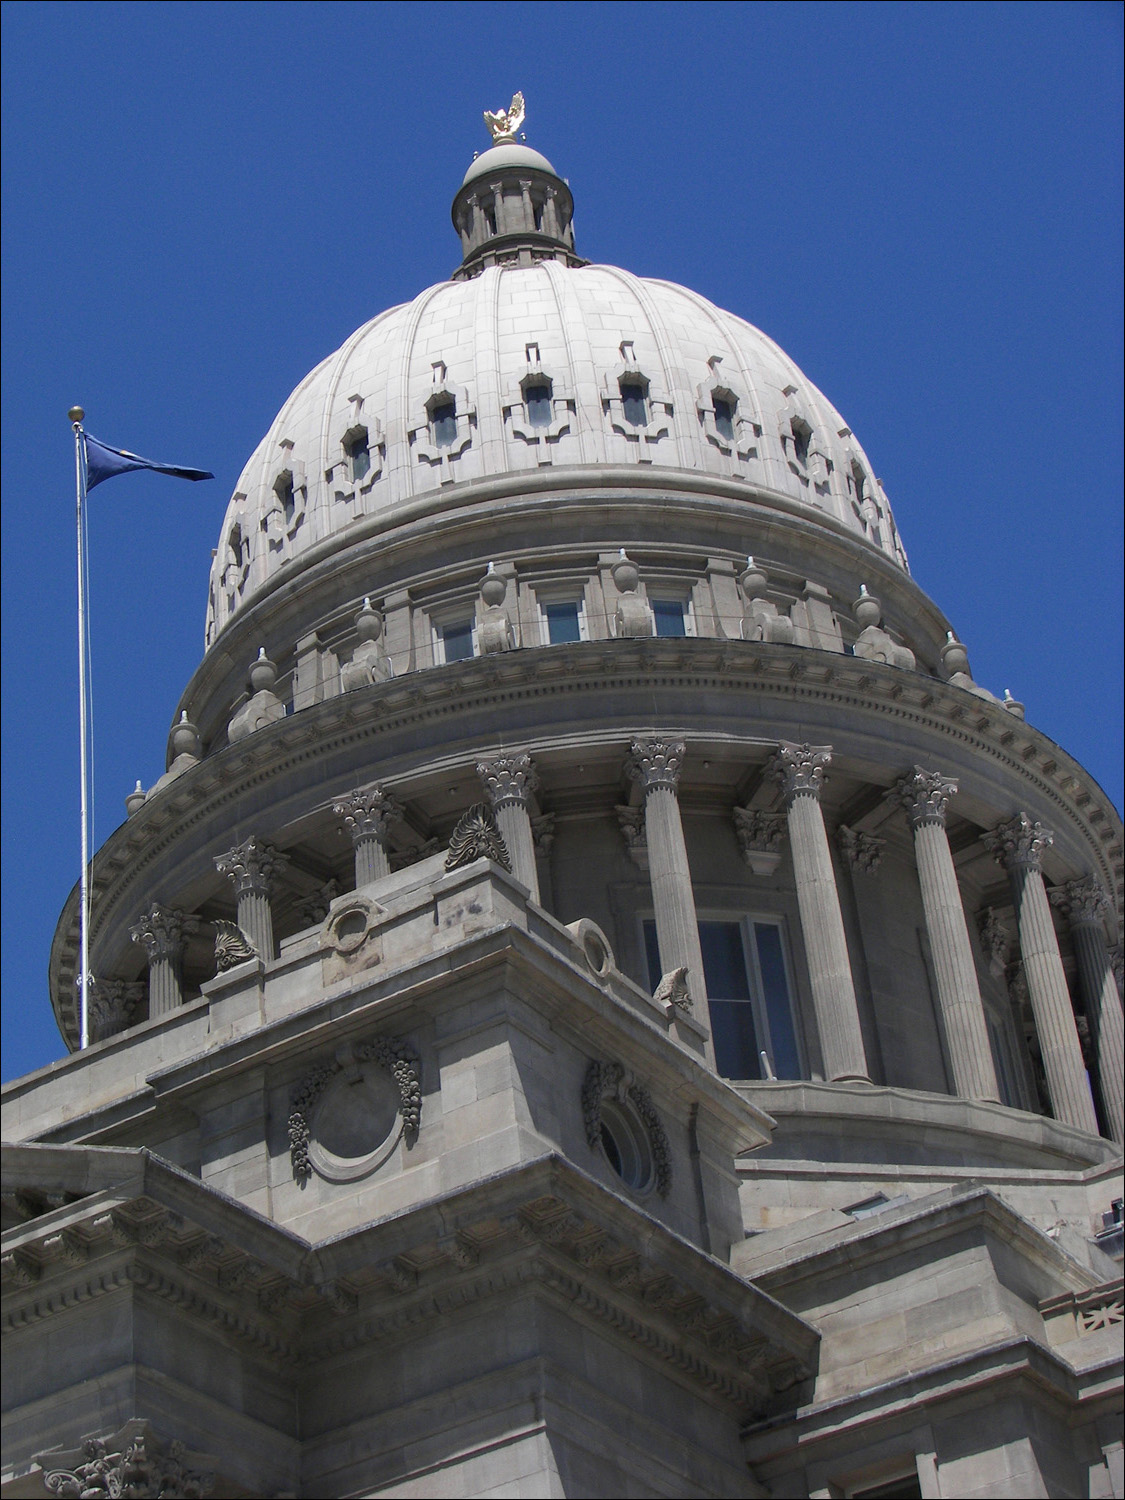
[
  {"x1": 582, "y1": 1059, "x2": 671, "y2": 1197},
  {"x1": 289, "y1": 1035, "x2": 421, "y2": 1183}
]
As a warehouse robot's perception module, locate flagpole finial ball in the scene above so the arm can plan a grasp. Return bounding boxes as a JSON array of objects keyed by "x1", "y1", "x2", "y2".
[{"x1": 68, "y1": 406, "x2": 85, "y2": 424}]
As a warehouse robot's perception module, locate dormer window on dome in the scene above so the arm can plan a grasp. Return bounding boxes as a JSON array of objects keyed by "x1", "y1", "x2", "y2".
[
  {"x1": 619, "y1": 378, "x2": 649, "y2": 428},
  {"x1": 430, "y1": 399, "x2": 458, "y2": 448},
  {"x1": 790, "y1": 418, "x2": 812, "y2": 467},
  {"x1": 524, "y1": 380, "x2": 552, "y2": 428},
  {"x1": 344, "y1": 426, "x2": 371, "y2": 482}
]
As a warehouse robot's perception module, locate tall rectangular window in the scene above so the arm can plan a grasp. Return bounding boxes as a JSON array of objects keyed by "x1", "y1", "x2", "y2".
[
  {"x1": 652, "y1": 599, "x2": 687, "y2": 637},
  {"x1": 439, "y1": 619, "x2": 475, "y2": 662},
  {"x1": 431, "y1": 402, "x2": 457, "y2": 447},
  {"x1": 544, "y1": 601, "x2": 582, "y2": 643},
  {"x1": 524, "y1": 384, "x2": 552, "y2": 428},
  {"x1": 644, "y1": 917, "x2": 802, "y2": 1081}
]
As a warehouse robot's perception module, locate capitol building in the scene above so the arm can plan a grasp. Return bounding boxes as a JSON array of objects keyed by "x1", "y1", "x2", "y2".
[{"x1": 3, "y1": 101, "x2": 1122, "y2": 1499}]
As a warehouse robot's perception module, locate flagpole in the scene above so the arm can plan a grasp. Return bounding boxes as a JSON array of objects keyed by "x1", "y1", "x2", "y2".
[{"x1": 69, "y1": 405, "x2": 91, "y2": 1050}]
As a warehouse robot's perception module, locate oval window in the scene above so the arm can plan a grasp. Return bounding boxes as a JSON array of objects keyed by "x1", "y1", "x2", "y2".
[{"x1": 598, "y1": 1098, "x2": 654, "y2": 1193}]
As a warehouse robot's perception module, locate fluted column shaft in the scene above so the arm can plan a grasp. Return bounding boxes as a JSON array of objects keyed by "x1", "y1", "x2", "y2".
[
  {"x1": 897, "y1": 769, "x2": 1000, "y2": 1101},
  {"x1": 477, "y1": 754, "x2": 540, "y2": 902},
  {"x1": 987, "y1": 816, "x2": 1098, "y2": 1134},
  {"x1": 334, "y1": 785, "x2": 402, "y2": 888},
  {"x1": 1053, "y1": 879, "x2": 1123, "y2": 1145},
  {"x1": 774, "y1": 743, "x2": 869, "y2": 1083},
  {"x1": 626, "y1": 741, "x2": 710, "y2": 1037},
  {"x1": 130, "y1": 904, "x2": 187, "y2": 1018},
  {"x1": 214, "y1": 835, "x2": 286, "y2": 962}
]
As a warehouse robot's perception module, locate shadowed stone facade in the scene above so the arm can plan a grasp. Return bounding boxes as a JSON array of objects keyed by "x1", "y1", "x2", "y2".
[{"x1": 3, "y1": 105, "x2": 1122, "y2": 1499}]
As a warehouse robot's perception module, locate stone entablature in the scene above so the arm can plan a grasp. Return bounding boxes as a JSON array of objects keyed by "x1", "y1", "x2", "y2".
[{"x1": 46, "y1": 639, "x2": 1122, "y2": 1054}]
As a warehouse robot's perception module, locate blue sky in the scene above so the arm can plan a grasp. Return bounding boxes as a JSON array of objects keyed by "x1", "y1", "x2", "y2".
[{"x1": 2, "y1": 1, "x2": 1121, "y2": 1082}]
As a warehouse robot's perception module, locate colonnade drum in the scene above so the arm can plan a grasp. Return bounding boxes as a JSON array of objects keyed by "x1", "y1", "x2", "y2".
[{"x1": 5, "y1": 107, "x2": 1123, "y2": 1500}]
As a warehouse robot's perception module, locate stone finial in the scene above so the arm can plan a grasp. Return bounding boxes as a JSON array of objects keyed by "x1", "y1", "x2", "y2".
[
  {"x1": 87, "y1": 978, "x2": 144, "y2": 1042},
  {"x1": 214, "y1": 834, "x2": 287, "y2": 896},
  {"x1": 341, "y1": 598, "x2": 393, "y2": 691},
  {"x1": 851, "y1": 588, "x2": 915, "y2": 670},
  {"x1": 977, "y1": 907, "x2": 1010, "y2": 978},
  {"x1": 733, "y1": 808, "x2": 787, "y2": 874},
  {"x1": 129, "y1": 903, "x2": 189, "y2": 962},
  {"x1": 477, "y1": 751, "x2": 538, "y2": 809},
  {"x1": 895, "y1": 766, "x2": 959, "y2": 828},
  {"x1": 477, "y1": 565, "x2": 515, "y2": 654},
  {"x1": 837, "y1": 825, "x2": 885, "y2": 874},
  {"x1": 738, "y1": 558, "x2": 793, "y2": 645},
  {"x1": 940, "y1": 631, "x2": 971, "y2": 679},
  {"x1": 611, "y1": 551, "x2": 653, "y2": 638},
  {"x1": 125, "y1": 780, "x2": 147, "y2": 817},
  {"x1": 445, "y1": 803, "x2": 512, "y2": 871},
  {"x1": 228, "y1": 648, "x2": 286, "y2": 743},
  {"x1": 1002, "y1": 688, "x2": 1026, "y2": 719},
  {"x1": 1049, "y1": 876, "x2": 1109, "y2": 929},
  {"x1": 169, "y1": 711, "x2": 202, "y2": 762},
  {"x1": 33, "y1": 1420, "x2": 215, "y2": 1500},
  {"x1": 853, "y1": 584, "x2": 881, "y2": 631},
  {"x1": 333, "y1": 785, "x2": 403, "y2": 846},
  {"x1": 770, "y1": 742, "x2": 832, "y2": 803},
  {"x1": 983, "y1": 812, "x2": 1054, "y2": 872}
]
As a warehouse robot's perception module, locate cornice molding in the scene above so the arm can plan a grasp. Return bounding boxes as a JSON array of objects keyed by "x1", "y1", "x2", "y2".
[{"x1": 50, "y1": 640, "x2": 1122, "y2": 1048}]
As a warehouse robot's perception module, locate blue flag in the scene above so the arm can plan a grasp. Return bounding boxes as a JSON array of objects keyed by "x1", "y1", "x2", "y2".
[{"x1": 83, "y1": 432, "x2": 214, "y2": 490}]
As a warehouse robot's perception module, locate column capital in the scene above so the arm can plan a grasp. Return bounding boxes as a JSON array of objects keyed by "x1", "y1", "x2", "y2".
[
  {"x1": 837, "y1": 825, "x2": 885, "y2": 874},
  {"x1": 129, "y1": 903, "x2": 191, "y2": 962},
  {"x1": 770, "y1": 742, "x2": 832, "y2": 803},
  {"x1": 895, "y1": 766, "x2": 958, "y2": 828},
  {"x1": 1049, "y1": 876, "x2": 1109, "y2": 929},
  {"x1": 983, "y1": 812, "x2": 1054, "y2": 872},
  {"x1": 626, "y1": 738, "x2": 686, "y2": 794},
  {"x1": 214, "y1": 834, "x2": 287, "y2": 896},
  {"x1": 476, "y1": 751, "x2": 539, "y2": 810},
  {"x1": 332, "y1": 785, "x2": 402, "y2": 845},
  {"x1": 87, "y1": 977, "x2": 144, "y2": 1042}
]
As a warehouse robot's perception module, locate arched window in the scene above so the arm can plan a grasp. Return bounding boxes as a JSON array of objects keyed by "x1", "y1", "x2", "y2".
[
  {"x1": 790, "y1": 418, "x2": 811, "y2": 466},
  {"x1": 273, "y1": 471, "x2": 295, "y2": 524}
]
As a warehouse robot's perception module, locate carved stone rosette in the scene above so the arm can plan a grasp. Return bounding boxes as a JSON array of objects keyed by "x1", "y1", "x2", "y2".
[
  {"x1": 983, "y1": 812, "x2": 1054, "y2": 872},
  {"x1": 581, "y1": 1059, "x2": 671, "y2": 1197},
  {"x1": 333, "y1": 784, "x2": 403, "y2": 846},
  {"x1": 213, "y1": 834, "x2": 287, "y2": 896},
  {"x1": 288, "y1": 1035, "x2": 422, "y2": 1182},
  {"x1": 895, "y1": 766, "x2": 958, "y2": 828},
  {"x1": 35, "y1": 1419, "x2": 215, "y2": 1499},
  {"x1": 476, "y1": 751, "x2": 539, "y2": 810},
  {"x1": 836, "y1": 825, "x2": 885, "y2": 875},
  {"x1": 770, "y1": 742, "x2": 832, "y2": 803},
  {"x1": 444, "y1": 802, "x2": 512, "y2": 871},
  {"x1": 626, "y1": 738, "x2": 685, "y2": 794}
]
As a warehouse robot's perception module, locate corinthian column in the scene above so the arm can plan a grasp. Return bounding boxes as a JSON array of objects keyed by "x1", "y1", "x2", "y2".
[
  {"x1": 129, "y1": 903, "x2": 190, "y2": 1017},
  {"x1": 626, "y1": 739, "x2": 709, "y2": 1022},
  {"x1": 477, "y1": 752, "x2": 540, "y2": 902},
  {"x1": 984, "y1": 815, "x2": 1098, "y2": 1135},
  {"x1": 895, "y1": 768, "x2": 1000, "y2": 1101},
  {"x1": 771, "y1": 743, "x2": 869, "y2": 1083},
  {"x1": 1050, "y1": 877, "x2": 1124, "y2": 1145},
  {"x1": 214, "y1": 835, "x2": 286, "y2": 962},
  {"x1": 333, "y1": 784, "x2": 403, "y2": 887}
]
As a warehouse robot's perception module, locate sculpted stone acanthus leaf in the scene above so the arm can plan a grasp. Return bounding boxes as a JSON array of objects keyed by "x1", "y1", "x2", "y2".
[
  {"x1": 213, "y1": 918, "x2": 258, "y2": 972},
  {"x1": 626, "y1": 738, "x2": 686, "y2": 793},
  {"x1": 1049, "y1": 876, "x2": 1109, "y2": 928},
  {"x1": 733, "y1": 808, "x2": 786, "y2": 858},
  {"x1": 653, "y1": 966, "x2": 693, "y2": 1013},
  {"x1": 333, "y1": 784, "x2": 403, "y2": 845},
  {"x1": 35, "y1": 1419, "x2": 215, "y2": 1499},
  {"x1": 895, "y1": 766, "x2": 959, "y2": 828},
  {"x1": 983, "y1": 812, "x2": 1054, "y2": 872},
  {"x1": 770, "y1": 742, "x2": 832, "y2": 803},
  {"x1": 837, "y1": 825, "x2": 885, "y2": 875},
  {"x1": 214, "y1": 834, "x2": 287, "y2": 896},
  {"x1": 477, "y1": 751, "x2": 539, "y2": 809},
  {"x1": 87, "y1": 977, "x2": 144, "y2": 1042},
  {"x1": 444, "y1": 802, "x2": 512, "y2": 872}
]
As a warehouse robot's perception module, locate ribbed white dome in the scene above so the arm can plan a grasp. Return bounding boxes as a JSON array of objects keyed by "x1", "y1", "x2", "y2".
[{"x1": 206, "y1": 261, "x2": 907, "y2": 643}]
